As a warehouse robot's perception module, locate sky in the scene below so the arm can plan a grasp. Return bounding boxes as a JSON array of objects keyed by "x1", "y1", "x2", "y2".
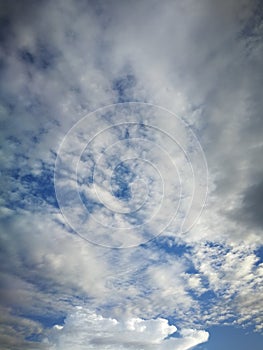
[{"x1": 0, "y1": 0, "x2": 263, "y2": 349}]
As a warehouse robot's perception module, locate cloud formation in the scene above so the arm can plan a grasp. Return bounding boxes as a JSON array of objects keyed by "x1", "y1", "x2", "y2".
[
  {"x1": 47, "y1": 308, "x2": 209, "y2": 350},
  {"x1": 0, "y1": 0, "x2": 263, "y2": 348}
]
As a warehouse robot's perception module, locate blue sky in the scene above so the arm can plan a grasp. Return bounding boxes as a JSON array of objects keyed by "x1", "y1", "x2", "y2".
[
  {"x1": 195, "y1": 326, "x2": 263, "y2": 350},
  {"x1": 0, "y1": 0, "x2": 263, "y2": 349}
]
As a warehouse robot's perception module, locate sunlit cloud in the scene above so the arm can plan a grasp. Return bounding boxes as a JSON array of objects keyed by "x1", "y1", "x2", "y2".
[{"x1": 47, "y1": 308, "x2": 209, "y2": 350}]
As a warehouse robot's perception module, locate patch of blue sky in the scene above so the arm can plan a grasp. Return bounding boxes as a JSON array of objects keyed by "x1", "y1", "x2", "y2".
[
  {"x1": 194, "y1": 325, "x2": 263, "y2": 350},
  {"x1": 20, "y1": 170, "x2": 57, "y2": 206},
  {"x1": 25, "y1": 333, "x2": 43, "y2": 344},
  {"x1": 19, "y1": 42, "x2": 60, "y2": 71},
  {"x1": 22, "y1": 313, "x2": 66, "y2": 330},
  {"x1": 110, "y1": 162, "x2": 135, "y2": 201},
  {"x1": 147, "y1": 235, "x2": 190, "y2": 257},
  {"x1": 203, "y1": 241, "x2": 232, "y2": 260},
  {"x1": 112, "y1": 74, "x2": 136, "y2": 103},
  {"x1": 198, "y1": 289, "x2": 218, "y2": 301},
  {"x1": 3, "y1": 166, "x2": 21, "y2": 181},
  {"x1": 254, "y1": 245, "x2": 263, "y2": 266},
  {"x1": 143, "y1": 238, "x2": 221, "y2": 304},
  {"x1": 3, "y1": 165, "x2": 58, "y2": 210}
]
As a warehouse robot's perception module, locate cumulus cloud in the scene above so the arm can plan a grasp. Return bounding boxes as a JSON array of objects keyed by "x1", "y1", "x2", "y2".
[{"x1": 47, "y1": 308, "x2": 209, "y2": 350}]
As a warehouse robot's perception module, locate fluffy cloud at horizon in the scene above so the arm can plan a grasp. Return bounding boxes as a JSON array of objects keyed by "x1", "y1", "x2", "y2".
[
  {"x1": 46, "y1": 307, "x2": 209, "y2": 350},
  {"x1": 0, "y1": 0, "x2": 263, "y2": 349}
]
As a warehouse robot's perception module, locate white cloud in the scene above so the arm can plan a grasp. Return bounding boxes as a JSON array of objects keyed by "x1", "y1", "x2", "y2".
[
  {"x1": 190, "y1": 242, "x2": 263, "y2": 329},
  {"x1": 47, "y1": 308, "x2": 209, "y2": 350}
]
